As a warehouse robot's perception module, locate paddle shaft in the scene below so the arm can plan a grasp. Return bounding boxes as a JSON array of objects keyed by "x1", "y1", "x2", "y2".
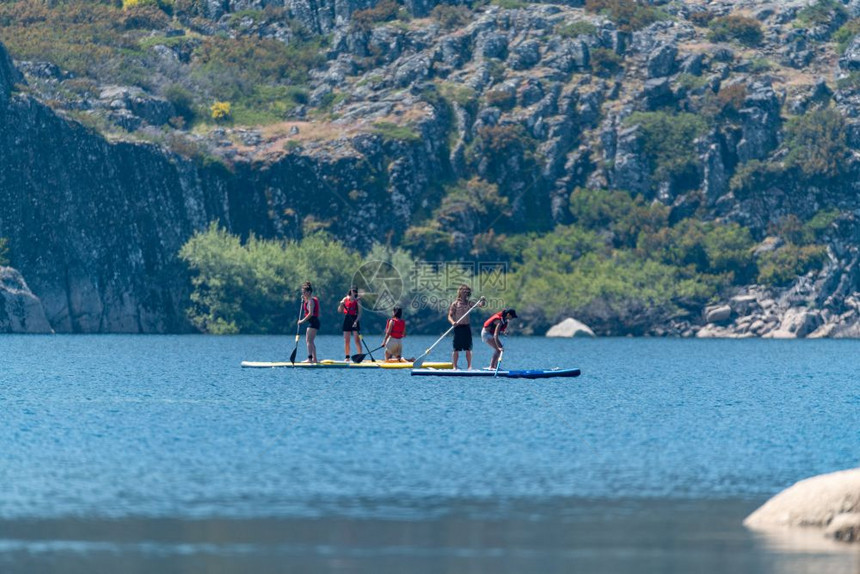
[
  {"x1": 289, "y1": 300, "x2": 303, "y2": 364},
  {"x1": 413, "y1": 297, "x2": 485, "y2": 368},
  {"x1": 494, "y1": 348, "x2": 504, "y2": 377}
]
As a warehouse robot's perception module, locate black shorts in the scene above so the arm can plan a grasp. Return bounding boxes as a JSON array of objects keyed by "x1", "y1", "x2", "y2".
[
  {"x1": 306, "y1": 316, "x2": 320, "y2": 331},
  {"x1": 342, "y1": 315, "x2": 360, "y2": 332},
  {"x1": 453, "y1": 325, "x2": 472, "y2": 351}
]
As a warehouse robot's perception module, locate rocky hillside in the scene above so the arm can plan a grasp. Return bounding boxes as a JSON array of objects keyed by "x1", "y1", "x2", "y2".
[{"x1": 3, "y1": 0, "x2": 860, "y2": 335}]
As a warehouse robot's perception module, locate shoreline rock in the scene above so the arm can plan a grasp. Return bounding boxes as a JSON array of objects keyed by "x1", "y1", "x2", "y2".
[
  {"x1": 0, "y1": 267, "x2": 52, "y2": 334},
  {"x1": 546, "y1": 317, "x2": 595, "y2": 338},
  {"x1": 744, "y1": 468, "x2": 860, "y2": 544}
]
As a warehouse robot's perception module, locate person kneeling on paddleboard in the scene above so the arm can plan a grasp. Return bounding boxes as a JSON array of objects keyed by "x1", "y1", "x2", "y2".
[
  {"x1": 338, "y1": 286, "x2": 362, "y2": 362},
  {"x1": 298, "y1": 281, "x2": 320, "y2": 363},
  {"x1": 482, "y1": 308, "x2": 517, "y2": 370},
  {"x1": 381, "y1": 306, "x2": 406, "y2": 361}
]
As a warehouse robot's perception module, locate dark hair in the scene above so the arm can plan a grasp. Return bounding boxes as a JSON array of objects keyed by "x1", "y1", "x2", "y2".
[
  {"x1": 457, "y1": 284, "x2": 472, "y2": 297},
  {"x1": 349, "y1": 286, "x2": 359, "y2": 296},
  {"x1": 392, "y1": 306, "x2": 402, "y2": 319},
  {"x1": 302, "y1": 281, "x2": 313, "y2": 293}
]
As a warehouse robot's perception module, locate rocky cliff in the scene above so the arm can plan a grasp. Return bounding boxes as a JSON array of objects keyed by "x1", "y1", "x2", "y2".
[{"x1": 5, "y1": 0, "x2": 860, "y2": 335}]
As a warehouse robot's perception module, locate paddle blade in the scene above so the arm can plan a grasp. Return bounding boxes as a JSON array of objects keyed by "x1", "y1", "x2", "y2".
[
  {"x1": 412, "y1": 354, "x2": 426, "y2": 368},
  {"x1": 351, "y1": 353, "x2": 366, "y2": 364},
  {"x1": 289, "y1": 347, "x2": 298, "y2": 365}
]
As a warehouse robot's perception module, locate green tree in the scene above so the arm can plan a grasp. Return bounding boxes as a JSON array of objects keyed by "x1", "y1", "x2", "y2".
[{"x1": 626, "y1": 112, "x2": 708, "y2": 189}]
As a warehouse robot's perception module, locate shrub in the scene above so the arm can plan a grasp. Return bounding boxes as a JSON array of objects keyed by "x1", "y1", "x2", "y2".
[
  {"x1": 688, "y1": 11, "x2": 714, "y2": 27},
  {"x1": 163, "y1": 84, "x2": 196, "y2": 125},
  {"x1": 372, "y1": 121, "x2": 421, "y2": 142},
  {"x1": 210, "y1": 101, "x2": 232, "y2": 122},
  {"x1": 556, "y1": 20, "x2": 597, "y2": 38},
  {"x1": 834, "y1": 19, "x2": 860, "y2": 54},
  {"x1": 784, "y1": 108, "x2": 849, "y2": 180},
  {"x1": 729, "y1": 160, "x2": 785, "y2": 199},
  {"x1": 569, "y1": 187, "x2": 668, "y2": 248},
  {"x1": 591, "y1": 47, "x2": 623, "y2": 77},
  {"x1": 585, "y1": 0, "x2": 663, "y2": 32},
  {"x1": 430, "y1": 4, "x2": 471, "y2": 29},
  {"x1": 757, "y1": 244, "x2": 827, "y2": 286},
  {"x1": 625, "y1": 111, "x2": 708, "y2": 187},
  {"x1": 491, "y1": 0, "x2": 528, "y2": 9},
  {"x1": 484, "y1": 89, "x2": 516, "y2": 110},
  {"x1": 708, "y1": 15, "x2": 763, "y2": 46},
  {"x1": 796, "y1": 0, "x2": 848, "y2": 28},
  {"x1": 351, "y1": 0, "x2": 404, "y2": 30}
]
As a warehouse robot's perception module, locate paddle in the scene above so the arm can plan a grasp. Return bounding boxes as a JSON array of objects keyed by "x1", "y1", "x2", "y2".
[
  {"x1": 494, "y1": 348, "x2": 504, "y2": 377},
  {"x1": 412, "y1": 296, "x2": 486, "y2": 369},
  {"x1": 289, "y1": 301, "x2": 303, "y2": 365},
  {"x1": 351, "y1": 344, "x2": 383, "y2": 364},
  {"x1": 356, "y1": 330, "x2": 377, "y2": 363}
]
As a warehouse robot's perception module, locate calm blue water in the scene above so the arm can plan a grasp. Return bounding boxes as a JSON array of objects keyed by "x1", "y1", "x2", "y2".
[{"x1": 1, "y1": 335, "x2": 859, "y2": 573}]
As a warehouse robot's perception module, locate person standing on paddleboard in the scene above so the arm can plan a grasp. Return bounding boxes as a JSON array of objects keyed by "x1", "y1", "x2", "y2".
[
  {"x1": 298, "y1": 281, "x2": 320, "y2": 363},
  {"x1": 448, "y1": 284, "x2": 485, "y2": 370},
  {"x1": 381, "y1": 306, "x2": 406, "y2": 361},
  {"x1": 338, "y1": 286, "x2": 362, "y2": 362},
  {"x1": 482, "y1": 308, "x2": 517, "y2": 370}
]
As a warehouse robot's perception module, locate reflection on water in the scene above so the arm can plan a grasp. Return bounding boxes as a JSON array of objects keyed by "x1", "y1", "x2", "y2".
[{"x1": 1, "y1": 499, "x2": 859, "y2": 574}]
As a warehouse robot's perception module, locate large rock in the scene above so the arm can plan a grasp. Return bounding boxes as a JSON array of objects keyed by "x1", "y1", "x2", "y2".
[
  {"x1": 546, "y1": 317, "x2": 595, "y2": 338},
  {"x1": 745, "y1": 468, "x2": 860, "y2": 544},
  {"x1": 767, "y1": 308, "x2": 822, "y2": 339},
  {"x1": 0, "y1": 267, "x2": 52, "y2": 333}
]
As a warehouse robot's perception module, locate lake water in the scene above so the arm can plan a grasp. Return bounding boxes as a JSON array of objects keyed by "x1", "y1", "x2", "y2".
[{"x1": 1, "y1": 335, "x2": 859, "y2": 573}]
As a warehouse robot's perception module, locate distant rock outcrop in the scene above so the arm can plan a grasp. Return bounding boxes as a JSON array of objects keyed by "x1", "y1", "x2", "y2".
[
  {"x1": 744, "y1": 468, "x2": 860, "y2": 544},
  {"x1": 546, "y1": 317, "x2": 595, "y2": 338},
  {"x1": 0, "y1": 267, "x2": 52, "y2": 333}
]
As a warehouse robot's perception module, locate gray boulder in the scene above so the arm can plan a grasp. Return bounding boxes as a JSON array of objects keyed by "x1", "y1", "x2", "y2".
[
  {"x1": 546, "y1": 317, "x2": 595, "y2": 338},
  {"x1": 647, "y1": 44, "x2": 677, "y2": 78},
  {"x1": 839, "y1": 36, "x2": 860, "y2": 72},
  {"x1": 0, "y1": 267, "x2": 52, "y2": 333}
]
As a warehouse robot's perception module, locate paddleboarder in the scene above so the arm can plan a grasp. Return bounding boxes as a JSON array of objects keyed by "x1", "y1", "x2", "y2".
[
  {"x1": 447, "y1": 285, "x2": 485, "y2": 370},
  {"x1": 482, "y1": 308, "x2": 517, "y2": 370},
  {"x1": 338, "y1": 286, "x2": 362, "y2": 362},
  {"x1": 298, "y1": 281, "x2": 320, "y2": 363},
  {"x1": 381, "y1": 306, "x2": 407, "y2": 361}
]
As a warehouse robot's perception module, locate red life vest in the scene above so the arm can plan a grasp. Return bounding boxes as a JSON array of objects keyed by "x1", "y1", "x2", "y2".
[
  {"x1": 387, "y1": 318, "x2": 406, "y2": 339},
  {"x1": 303, "y1": 296, "x2": 320, "y2": 317},
  {"x1": 342, "y1": 297, "x2": 359, "y2": 316},
  {"x1": 483, "y1": 312, "x2": 507, "y2": 333}
]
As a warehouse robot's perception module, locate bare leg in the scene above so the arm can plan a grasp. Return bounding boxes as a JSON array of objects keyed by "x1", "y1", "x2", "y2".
[
  {"x1": 307, "y1": 328, "x2": 318, "y2": 363},
  {"x1": 486, "y1": 339, "x2": 501, "y2": 369},
  {"x1": 465, "y1": 350, "x2": 472, "y2": 370},
  {"x1": 343, "y1": 331, "x2": 350, "y2": 359},
  {"x1": 354, "y1": 332, "x2": 361, "y2": 355},
  {"x1": 452, "y1": 350, "x2": 459, "y2": 370}
]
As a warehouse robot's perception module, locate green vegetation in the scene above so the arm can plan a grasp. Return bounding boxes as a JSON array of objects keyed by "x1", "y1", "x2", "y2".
[
  {"x1": 795, "y1": 0, "x2": 848, "y2": 28},
  {"x1": 556, "y1": 20, "x2": 597, "y2": 38},
  {"x1": 179, "y1": 223, "x2": 362, "y2": 334},
  {"x1": 584, "y1": 0, "x2": 664, "y2": 32},
  {"x1": 351, "y1": 0, "x2": 407, "y2": 30},
  {"x1": 430, "y1": 4, "x2": 472, "y2": 29},
  {"x1": 491, "y1": 0, "x2": 529, "y2": 9},
  {"x1": 784, "y1": 108, "x2": 849, "y2": 180},
  {"x1": 625, "y1": 111, "x2": 708, "y2": 188},
  {"x1": 590, "y1": 48, "x2": 624, "y2": 77},
  {"x1": 708, "y1": 15, "x2": 763, "y2": 46},
  {"x1": 372, "y1": 122, "x2": 421, "y2": 142},
  {"x1": 484, "y1": 89, "x2": 516, "y2": 110},
  {"x1": 834, "y1": 19, "x2": 860, "y2": 54},
  {"x1": 0, "y1": 238, "x2": 9, "y2": 266}
]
